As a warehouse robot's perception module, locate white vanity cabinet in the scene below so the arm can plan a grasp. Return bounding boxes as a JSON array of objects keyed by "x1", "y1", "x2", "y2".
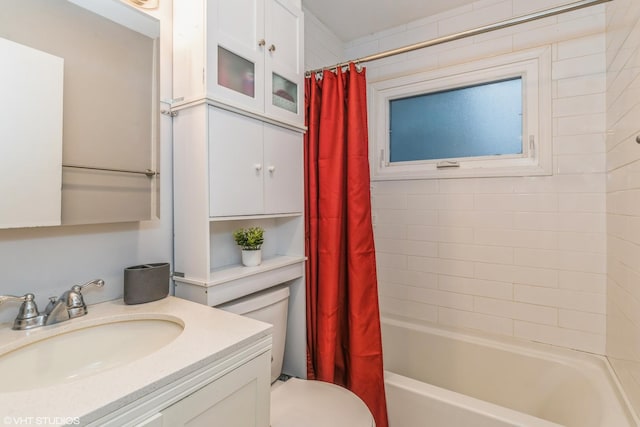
[
  {"x1": 140, "y1": 350, "x2": 270, "y2": 427},
  {"x1": 173, "y1": 0, "x2": 304, "y2": 127}
]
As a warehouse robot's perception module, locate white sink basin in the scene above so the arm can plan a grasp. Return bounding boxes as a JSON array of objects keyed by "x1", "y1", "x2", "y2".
[{"x1": 0, "y1": 318, "x2": 183, "y2": 392}]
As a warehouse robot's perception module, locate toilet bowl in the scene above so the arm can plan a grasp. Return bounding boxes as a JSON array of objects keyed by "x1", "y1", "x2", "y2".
[{"x1": 218, "y1": 286, "x2": 375, "y2": 427}]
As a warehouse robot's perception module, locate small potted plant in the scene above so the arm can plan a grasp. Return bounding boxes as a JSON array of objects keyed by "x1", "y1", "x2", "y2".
[{"x1": 233, "y1": 226, "x2": 264, "y2": 267}]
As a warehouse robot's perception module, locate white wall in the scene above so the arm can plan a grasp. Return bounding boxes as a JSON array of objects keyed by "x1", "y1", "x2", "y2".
[
  {"x1": 0, "y1": 2, "x2": 173, "y2": 324},
  {"x1": 303, "y1": 7, "x2": 344, "y2": 71},
  {"x1": 343, "y1": 1, "x2": 608, "y2": 354},
  {"x1": 605, "y1": 0, "x2": 640, "y2": 415}
]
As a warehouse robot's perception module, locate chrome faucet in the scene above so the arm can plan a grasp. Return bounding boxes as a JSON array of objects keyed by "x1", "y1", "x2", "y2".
[
  {"x1": 0, "y1": 279, "x2": 105, "y2": 330},
  {"x1": 0, "y1": 293, "x2": 47, "y2": 330}
]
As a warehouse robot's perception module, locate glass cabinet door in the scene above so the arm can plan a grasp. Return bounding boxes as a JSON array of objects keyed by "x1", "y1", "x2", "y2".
[
  {"x1": 271, "y1": 73, "x2": 297, "y2": 113},
  {"x1": 218, "y1": 46, "x2": 255, "y2": 98}
]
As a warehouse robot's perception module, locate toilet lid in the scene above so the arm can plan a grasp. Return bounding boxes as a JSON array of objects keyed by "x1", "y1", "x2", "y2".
[{"x1": 271, "y1": 378, "x2": 375, "y2": 427}]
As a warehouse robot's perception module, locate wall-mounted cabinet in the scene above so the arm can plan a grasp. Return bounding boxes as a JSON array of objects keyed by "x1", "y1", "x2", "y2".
[
  {"x1": 172, "y1": 0, "x2": 306, "y2": 379},
  {"x1": 209, "y1": 108, "x2": 302, "y2": 217},
  {"x1": 172, "y1": 104, "x2": 304, "y2": 305},
  {"x1": 173, "y1": 0, "x2": 304, "y2": 128},
  {"x1": 0, "y1": 1, "x2": 160, "y2": 227}
]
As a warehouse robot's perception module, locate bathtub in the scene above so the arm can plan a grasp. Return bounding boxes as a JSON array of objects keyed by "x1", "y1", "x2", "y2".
[{"x1": 381, "y1": 316, "x2": 637, "y2": 427}]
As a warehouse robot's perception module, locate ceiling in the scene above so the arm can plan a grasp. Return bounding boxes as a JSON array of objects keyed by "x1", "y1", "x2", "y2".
[{"x1": 301, "y1": 0, "x2": 478, "y2": 42}]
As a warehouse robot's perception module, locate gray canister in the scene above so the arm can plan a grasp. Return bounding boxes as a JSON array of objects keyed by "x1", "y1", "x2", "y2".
[{"x1": 124, "y1": 262, "x2": 170, "y2": 305}]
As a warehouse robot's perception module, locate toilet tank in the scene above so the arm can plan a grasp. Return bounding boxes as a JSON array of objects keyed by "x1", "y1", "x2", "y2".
[{"x1": 217, "y1": 286, "x2": 289, "y2": 384}]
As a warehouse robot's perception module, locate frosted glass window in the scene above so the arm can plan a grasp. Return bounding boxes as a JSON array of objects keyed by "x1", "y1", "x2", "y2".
[
  {"x1": 389, "y1": 77, "x2": 522, "y2": 162},
  {"x1": 218, "y1": 46, "x2": 255, "y2": 97},
  {"x1": 272, "y1": 73, "x2": 297, "y2": 113}
]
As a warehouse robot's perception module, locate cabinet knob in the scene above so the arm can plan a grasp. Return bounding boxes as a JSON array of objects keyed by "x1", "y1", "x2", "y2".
[
  {"x1": 268, "y1": 166, "x2": 276, "y2": 173},
  {"x1": 258, "y1": 39, "x2": 266, "y2": 47},
  {"x1": 268, "y1": 44, "x2": 276, "y2": 53},
  {"x1": 254, "y1": 164, "x2": 262, "y2": 171}
]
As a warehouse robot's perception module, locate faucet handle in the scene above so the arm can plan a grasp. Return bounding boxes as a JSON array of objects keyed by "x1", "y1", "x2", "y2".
[
  {"x1": 0, "y1": 293, "x2": 46, "y2": 330},
  {"x1": 0, "y1": 294, "x2": 32, "y2": 305},
  {"x1": 66, "y1": 279, "x2": 105, "y2": 317},
  {"x1": 71, "y1": 278, "x2": 105, "y2": 294}
]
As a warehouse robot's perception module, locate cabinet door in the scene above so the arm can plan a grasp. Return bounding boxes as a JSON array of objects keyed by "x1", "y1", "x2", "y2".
[
  {"x1": 208, "y1": 0, "x2": 265, "y2": 113},
  {"x1": 263, "y1": 124, "x2": 303, "y2": 214},
  {"x1": 264, "y1": 0, "x2": 303, "y2": 123},
  {"x1": 160, "y1": 352, "x2": 271, "y2": 427},
  {"x1": 209, "y1": 108, "x2": 264, "y2": 217}
]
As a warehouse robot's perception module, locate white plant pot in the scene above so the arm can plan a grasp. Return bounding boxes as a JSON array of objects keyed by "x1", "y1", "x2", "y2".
[{"x1": 241, "y1": 249, "x2": 262, "y2": 267}]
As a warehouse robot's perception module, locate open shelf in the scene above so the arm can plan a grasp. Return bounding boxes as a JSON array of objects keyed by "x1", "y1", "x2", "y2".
[{"x1": 174, "y1": 255, "x2": 305, "y2": 306}]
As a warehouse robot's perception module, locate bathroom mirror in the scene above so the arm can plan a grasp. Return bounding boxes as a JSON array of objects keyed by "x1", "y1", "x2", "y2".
[{"x1": 0, "y1": 0, "x2": 160, "y2": 227}]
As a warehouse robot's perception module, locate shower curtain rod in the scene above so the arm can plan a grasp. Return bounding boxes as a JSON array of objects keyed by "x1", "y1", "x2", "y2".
[{"x1": 305, "y1": 0, "x2": 611, "y2": 76}]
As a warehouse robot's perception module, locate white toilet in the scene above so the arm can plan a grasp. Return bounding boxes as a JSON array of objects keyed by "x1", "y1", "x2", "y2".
[{"x1": 218, "y1": 286, "x2": 375, "y2": 427}]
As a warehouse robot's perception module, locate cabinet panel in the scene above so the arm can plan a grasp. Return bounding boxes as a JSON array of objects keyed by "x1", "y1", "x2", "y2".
[
  {"x1": 209, "y1": 108, "x2": 264, "y2": 217},
  {"x1": 0, "y1": 37, "x2": 63, "y2": 228},
  {"x1": 160, "y1": 352, "x2": 270, "y2": 427},
  {"x1": 217, "y1": 0, "x2": 262, "y2": 50},
  {"x1": 208, "y1": 0, "x2": 265, "y2": 112},
  {"x1": 263, "y1": 124, "x2": 303, "y2": 214},
  {"x1": 265, "y1": 0, "x2": 303, "y2": 122}
]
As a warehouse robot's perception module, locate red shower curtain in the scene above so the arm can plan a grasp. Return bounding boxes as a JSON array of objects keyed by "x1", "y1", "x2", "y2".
[{"x1": 304, "y1": 63, "x2": 388, "y2": 427}]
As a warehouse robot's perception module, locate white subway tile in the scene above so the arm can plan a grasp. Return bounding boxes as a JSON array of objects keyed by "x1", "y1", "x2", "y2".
[
  {"x1": 554, "y1": 133, "x2": 606, "y2": 154},
  {"x1": 438, "y1": 242, "x2": 514, "y2": 264},
  {"x1": 557, "y1": 113, "x2": 606, "y2": 135},
  {"x1": 556, "y1": 34, "x2": 606, "y2": 60},
  {"x1": 555, "y1": 153, "x2": 606, "y2": 174},
  {"x1": 376, "y1": 252, "x2": 408, "y2": 269},
  {"x1": 475, "y1": 297, "x2": 558, "y2": 325},
  {"x1": 553, "y1": 54, "x2": 606, "y2": 80},
  {"x1": 372, "y1": 193, "x2": 408, "y2": 209},
  {"x1": 558, "y1": 271, "x2": 606, "y2": 294},
  {"x1": 557, "y1": 231, "x2": 606, "y2": 254},
  {"x1": 437, "y1": 35, "x2": 513, "y2": 68},
  {"x1": 439, "y1": 275, "x2": 513, "y2": 299},
  {"x1": 473, "y1": 262, "x2": 559, "y2": 288},
  {"x1": 377, "y1": 267, "x2": 438, "y2": 289},
  {"x1": 374, "y1": 209, "x2": 409, "y2": 225},
  {"x1": 515, "y1": 247, "x2": 606, "y2": 273},
  {"x1": 379, "y1": 296, "x2": 438, "y2": 322},
  {"x1": 474, "y1": 193, "x2": 559, "y2": 212},
  {"x1": 407, "y1": 225, "x2": 475, "y2": 244},
  {"x1": 408, "y1": 255, "x2": 476, "y2": 278},
  {"x1": 389, "y1": 283, "x2": 474, "y2": 311},
  {"x1": 556, "y1": 74, "x2": 606, "y2": 98},
  {"x1": 439, "y1": 210, "x2": 515, "y2": 229},
  {"x1": 437, "y1": 1, "x2": 513, "y2": 37},
  {"x1": 439, "y1": 307, "x2": 514, "y2": 336},
  {"x1": 405, "y1": 210, "x2": 439, "y2": 226},
  {"x1": 474, "y1": 228, "x2": 557, "y2": 250},
  {"x1": 553, "y1": 94, "x2": 605, "y2": 117},
  {"x1": 514, "y1": 284, "x2": 606, "y2": 313},
  {"x1": 514, "y1": 321, "x2": 605, "y2": 353},
  {"x1": 373, "y1": 223, "x2": 407, "y2": 240},
  {"x1": 376, "y1": 238, "x2": 438, "y2": 256},
  {"x1": 559, "y1": 309, "x2": 606, "y2": 334},
  {"x1": 558, "y1": 193, "x2": 605, "y2": 213}
]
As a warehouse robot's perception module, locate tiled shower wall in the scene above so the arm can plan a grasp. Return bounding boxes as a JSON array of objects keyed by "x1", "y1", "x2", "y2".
[
  {"x1": 344, "y1": 1, "x2": 609, "y2": 354},
  {"x1": 605, "y1": 0, "x2": 640, "y2": 414}
]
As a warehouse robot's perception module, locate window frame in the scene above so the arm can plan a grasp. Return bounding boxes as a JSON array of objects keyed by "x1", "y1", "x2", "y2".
[{"x1": 369, "y1": 47, "x2": 552, "y2": 180}]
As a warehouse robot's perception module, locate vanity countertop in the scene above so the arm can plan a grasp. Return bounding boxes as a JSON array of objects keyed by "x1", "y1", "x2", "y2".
[{"x1": 0, "y1": 296, "x2": 272, "y2": 425}]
